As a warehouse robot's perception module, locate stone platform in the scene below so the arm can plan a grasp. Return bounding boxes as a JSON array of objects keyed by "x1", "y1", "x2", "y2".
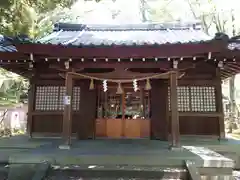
[
  {"x1": 0, "y1": 136, "x2": 237, "y2": 166},
  {"x1": 0, "y1": 135, "x2": 239, "y2": 179}
]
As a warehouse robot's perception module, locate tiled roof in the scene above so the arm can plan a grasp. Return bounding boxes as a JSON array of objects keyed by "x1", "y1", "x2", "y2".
[
  {"x1": 0, "y1": 35, "x2": 17, "y2": 52},
  {"x1": 38, "y1": 23, "x2": 213, "y2": 46}
]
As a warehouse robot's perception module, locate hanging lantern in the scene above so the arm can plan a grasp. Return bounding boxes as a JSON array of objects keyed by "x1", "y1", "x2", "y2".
[
  {"x1": 145, "y1": 79, "x2": 151, "y2": 90},
  {"x1": 29, "y1": 62, "x2": 33, "y2": 69},
  {"x1": 133, "y1": 79, "x2": 138, "y2": 92},
  {"x1": 116, "y1": 82, "x2": 123, "y2": 94},
  {"x1": 173, "y1": 60, "x2": 178, "y2": 69},
  {"x1": 89, "y1": 79, "x2": 94, "y2": 90},
  {"x1": 208, "y1": 52, "x2": 212, "y2": 59},
  {"x1": 103, "y1": 80, "x2": 107, "y2": 92},
  {"x1": 218, "y1": 61, "x2": 224, "y2": 69},
  {"x1": 30, "y1": 53, "x2": 33, "y2": 61},
  {"x1": 64, "y1": 61, "x2": 69, "y2": 69}
]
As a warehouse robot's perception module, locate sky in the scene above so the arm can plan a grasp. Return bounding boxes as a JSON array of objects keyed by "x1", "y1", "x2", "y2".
[{"x1": 69, "y1": 0, "x2": 240, "y2": 24}]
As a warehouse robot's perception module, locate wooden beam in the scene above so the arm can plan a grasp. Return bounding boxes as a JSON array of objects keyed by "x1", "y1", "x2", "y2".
[
  {"x1": 16, "y1": 41, "x2": 226, "y2": 59},
  {"x1": 215, "y1": 68, "x2": 226, "y2": 139},
  {"x1": 170, "y1": 71, "x2": 180, "y2": 147},
  {"x1": 0, "y1": 52, "x2": 28, "y2": 60},
  {"x1": 62, "y1": 72, "x2": 73, "y2": 146},
  {"x1": 50, "y1": 61, "x2": 171, "y2": 70},
  {"x1": 48, "y1": 60, "x2": 198, "y2": 71},
  {"x1": 168, "y1": 112, "x2": 223, "y2": 117}
]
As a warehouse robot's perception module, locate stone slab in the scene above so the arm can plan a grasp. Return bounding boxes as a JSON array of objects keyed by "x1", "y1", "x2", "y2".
[
  {"x1": 7, "y1": 149, "x2": 201, "y2": 166},
  {"x1": 9, "y1": 153, "x2": 56, "y2": 164},
  {"x1": 55, "y1": 154, "x2": 202, "y2": 166},
  {"x1": 183, "y1": 146, "x2": 235, "y2": 168},
  {"x1": 8, "y1": 164, "x2": 36, "y2": 180},
  {"x1": 59, "y1": 144, "x2": 71, "y2": 150},
  {"x1": 32, "y1": 163, "x2": 50, "y2": 180},
  {"x1": 0, "y1": 138, "x2": 52, "y2": 149},
  {"x1": 0, "y1": 149, "x2": 27, "y2": 163},
  {"x1": 201, "y1": 175, "x2": 234, "y2": 180}
]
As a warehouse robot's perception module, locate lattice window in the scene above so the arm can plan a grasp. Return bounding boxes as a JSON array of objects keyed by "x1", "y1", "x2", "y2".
[
  {"x1": 35, "y1": 86, "x2": 59, "y2": 111},
  {"x1": 190, "y1": 86, "x2": 216, "y2": 112},
  {"x1": 168, "y1": 86, "x2": 216, "y2": 112},
  {"x1": 168, "y1": 87, "x2": 190, "y2": 112},
  {"x1": 35, "y1": 86, "x2": 81, "y2": 111},
  {"x1": 178, "y1": 87, "x2": 190, "y2": 112},
  {"x1": 59, "y1": 86, "x2": 66, "y2": 110},
  {"x1": 72, "y1": 87, "x2": 81, "y2": 111}
]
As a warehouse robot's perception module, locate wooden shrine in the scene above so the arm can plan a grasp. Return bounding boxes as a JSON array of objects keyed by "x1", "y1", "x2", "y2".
[{"x1": 1, "y1": 23, "x2": 239, "y2": 147}]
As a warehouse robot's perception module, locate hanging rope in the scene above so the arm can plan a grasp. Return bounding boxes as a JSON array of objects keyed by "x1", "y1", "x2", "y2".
[{"x1": 64, "y1": 71, "x2": 185, "y2": 83}]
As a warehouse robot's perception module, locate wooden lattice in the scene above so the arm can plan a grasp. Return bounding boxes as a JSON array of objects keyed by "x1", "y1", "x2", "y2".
[
  {"x1": 72, "y1": 87, "x2": 81, "y2": 111},
  {"x1": 168, "y1": 86, "x2": 216, "y2": 112},
  {"x1": 59, "y1": 86, "x2": 66, "y2": 110},
  {"x1": 190, "y1": 86, "x2": 216, "y2": 112},
  {"x1": 178, "y1": 87, "x2": 191, "y2": 112},
  {"x1": 35, "y1": 86, "x2": 59, "y2": 111},
  {"x1": 35, "y1": 86, "x2": 81, "y2": 111}
]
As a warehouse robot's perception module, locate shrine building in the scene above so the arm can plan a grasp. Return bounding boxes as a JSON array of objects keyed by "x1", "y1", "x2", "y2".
[{"x1": 1, "y1": 22, "x2": 239, "y2": 147}]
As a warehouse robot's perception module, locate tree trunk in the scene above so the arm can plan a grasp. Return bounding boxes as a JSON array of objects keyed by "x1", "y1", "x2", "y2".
[
  {"x1": 140, "y1": 0, "x2": 147, "y2": 22},
  {"x1": 229, "y1": 76, "x2": 237, "y2": 133}
]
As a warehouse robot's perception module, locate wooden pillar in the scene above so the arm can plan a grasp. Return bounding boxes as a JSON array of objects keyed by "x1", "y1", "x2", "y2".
[
  {"x1": 140, "y1": 88, "x2": 145, "y2": 117},
  {"x1": 104, "y1": 91, "x2": 108, "y2": 118},
  {"x1": 27, "y1": 76, "x2": 36, "y2": 138},
  {"x1": 62, "y1": 72, "x2": 73, "y2": 146},
  {"x1": 215, "y1": 68, "x2": 225, "y2": 140},
  {"x1": 170, "y1": 71, "x2": 180, "y2": 147},
  {"x1": 121, "y1": 91, "x2": 125, "y2": 137}
]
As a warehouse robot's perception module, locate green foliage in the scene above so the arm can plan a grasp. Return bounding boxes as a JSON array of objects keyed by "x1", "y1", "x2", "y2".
[
  {"x1": 0, "y1": 0, "x2": 78, "y2": 38},
  {"x1": 0, "y1": 0, "x2": 106, "y2": 38},
  {"x1": 0, "y1": 68, "x2": 29, "y2": 106}
]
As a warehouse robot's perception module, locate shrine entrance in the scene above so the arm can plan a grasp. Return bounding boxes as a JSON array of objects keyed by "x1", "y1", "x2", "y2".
[{"x1": 95, "y1": 86, "x2": 150, "y2": 139}]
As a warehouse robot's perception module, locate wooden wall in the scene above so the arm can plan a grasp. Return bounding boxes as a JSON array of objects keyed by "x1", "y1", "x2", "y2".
[
  {"x1": 31, "y1": 79, "x2": 97, "y2": 139},
  {"x1": 150, "y1": 79, "x2": 168, "y2": 140},
  {"x1": 29, "y1": 63, "x2": 224, "y2": 139},
  {"x1": 150, "y1": 64, "x2": 222, "y2": 139}
]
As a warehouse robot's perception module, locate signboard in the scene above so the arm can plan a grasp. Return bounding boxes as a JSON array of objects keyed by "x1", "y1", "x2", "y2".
[{"x1": 64, "y1": 96, "x2": 71, "y2": 105}]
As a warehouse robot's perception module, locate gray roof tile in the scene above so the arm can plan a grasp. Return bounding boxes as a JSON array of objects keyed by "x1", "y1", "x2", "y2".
[
  {"x1": 0, "y1": 35, "x2": 17, "y2": 52},
  {"x1": 38, "y1": 23, "x2": 213, "y2": 46}
]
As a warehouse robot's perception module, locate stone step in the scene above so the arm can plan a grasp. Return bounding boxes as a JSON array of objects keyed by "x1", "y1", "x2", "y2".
[
  {"x1": 183, "y1": 146, "x2": 235, "y2": 168},
  {"x1": 201, "y1": 175, "x2": 234, "y2": 180},
  {"x1": 47, "y1": 165, "x2": 188, "y2": 179}
]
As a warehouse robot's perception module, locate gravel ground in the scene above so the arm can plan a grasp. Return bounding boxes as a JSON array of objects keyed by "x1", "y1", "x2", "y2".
[{"x1": 0, "y1": 165, "x2": 8, "y2": 180}]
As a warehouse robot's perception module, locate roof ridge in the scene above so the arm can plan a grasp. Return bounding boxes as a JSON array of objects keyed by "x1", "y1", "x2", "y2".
[{"x1": 53, "y1": 22, "x2": 202, "y2": 32}]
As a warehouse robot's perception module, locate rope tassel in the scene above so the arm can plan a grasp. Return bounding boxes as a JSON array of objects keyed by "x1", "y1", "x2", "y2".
[
  {"x1": 145, "y1": 79, "x2": 151, "y2": 90},
  {"x1": 89, "y1": 79, "x2": 94, "y2": 90},
  {"x1": 116, "y1": 82, "x2": 123, "y2": 94}
]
